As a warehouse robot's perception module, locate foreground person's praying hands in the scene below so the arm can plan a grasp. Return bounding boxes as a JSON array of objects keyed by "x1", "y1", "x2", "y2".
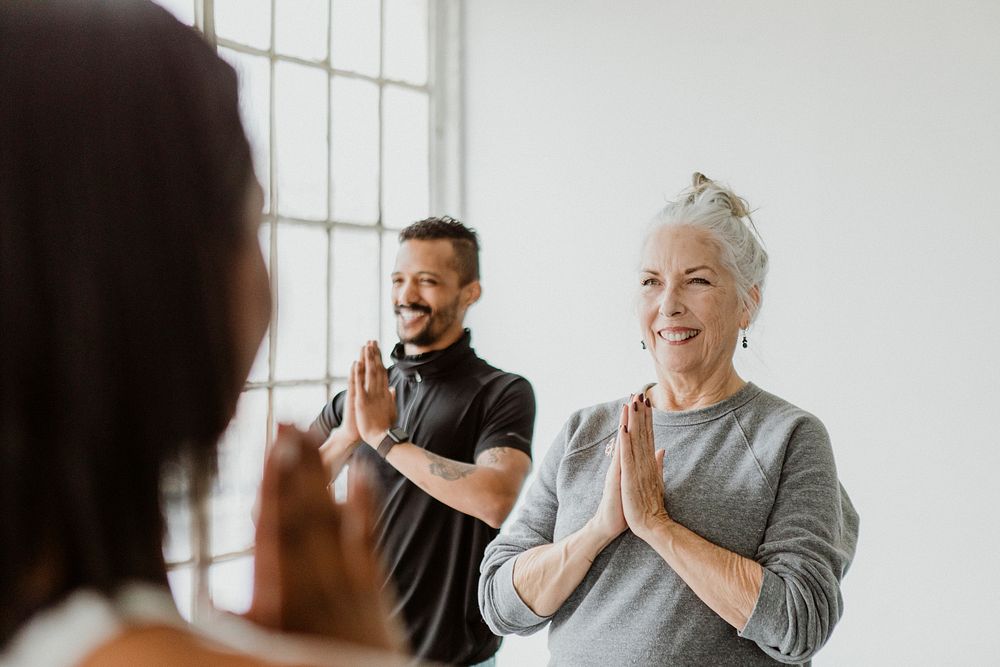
[
  {"x1": 248, "y1": 424, "x2": 405, "y2": 652},
  {"x1": 479, "y1": 174, "x2": 859, "y2": 666}
]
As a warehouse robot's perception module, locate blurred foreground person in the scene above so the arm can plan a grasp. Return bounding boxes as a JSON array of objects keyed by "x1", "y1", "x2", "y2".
[{"x1": 0, "y1": 1, "x2": 408, "y2": 665}]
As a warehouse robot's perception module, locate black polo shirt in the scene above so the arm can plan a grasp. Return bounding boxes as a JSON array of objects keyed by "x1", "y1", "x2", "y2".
[{"x1": 311, "y1": 330, "x2": 535, "y2": 665}]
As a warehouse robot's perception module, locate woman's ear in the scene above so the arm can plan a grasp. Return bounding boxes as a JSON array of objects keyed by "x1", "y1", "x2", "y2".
[{"x1": 741, "y1": 284, "x2": 761, "y2": 329}]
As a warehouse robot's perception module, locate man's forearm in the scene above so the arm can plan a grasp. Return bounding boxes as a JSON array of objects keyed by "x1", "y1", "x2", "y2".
[
  {"x1": 511, "y1": 521, "x2": 615, "y2": 617},
  {"x1": 382, "y1": 443, "x2": 522, "y2": 528},
  {"x1": 318, "y1": 429, "x2": 362, "y2": 482}
]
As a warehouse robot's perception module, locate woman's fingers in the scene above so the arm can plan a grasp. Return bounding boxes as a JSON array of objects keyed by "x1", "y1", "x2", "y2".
[
  {"x1": 249, "y1": 423, "x2": 406, "y2": 648},
  {"x1": 605, "y1": 429, "x2": 622, "y2": 488},
  {"x1": 250, "y1": 424, "x2": 327, "y2": 630},
  {"x1": 619, "y1": 410, "x2": 635, "y2": 474},
  {"x1": 627, "y1": 394, "x2": 655, "y2": 470},
  {"x1": 611, "y1": 434, "x2": 622, "y2": 481}
]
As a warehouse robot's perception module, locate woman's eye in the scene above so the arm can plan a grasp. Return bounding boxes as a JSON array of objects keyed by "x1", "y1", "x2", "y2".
[
  {"x1": 640, "y1": 278, "x2": 660, "y2": 287},
  {"x1": 689, "y1": 277, "x2": 710, "y2": 285}
]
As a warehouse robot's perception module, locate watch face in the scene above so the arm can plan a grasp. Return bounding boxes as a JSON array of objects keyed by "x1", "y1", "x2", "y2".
[{"x1": 388, "y1": 427, "x2": 409, "y2": 443}]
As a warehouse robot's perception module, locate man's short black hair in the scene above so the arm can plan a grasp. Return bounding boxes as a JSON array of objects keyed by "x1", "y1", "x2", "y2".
[{"x1": 399, "y1": 216, "x2": 480, "y2": 285}]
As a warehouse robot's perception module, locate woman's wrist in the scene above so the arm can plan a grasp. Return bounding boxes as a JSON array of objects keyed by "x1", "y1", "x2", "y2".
[
  {"x1": 631, "y1": 512, "x2": 675, "y2": 544},
  {"x1": 582, "y1": 518, "x2": 626, "y2": 553}
]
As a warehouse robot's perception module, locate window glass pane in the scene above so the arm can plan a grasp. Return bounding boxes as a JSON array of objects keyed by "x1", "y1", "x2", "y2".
[
  {"x1": 331, "y1": 77, "x2": 379, "y2": 224},
  {"x1": 383, "y1": 0, "x2": 427, "y2": 84},
  {"x1": 215, "y1": 0, "x2": 271, "y2": 50},
  {"x1": 276, "y1": 0, "x2": 328, "y2": 61},
  {"x1": 331, "y1": 0, "x2": 380, "y2": 76},
  {"x1": 381, "y1": 230, "x2": 400, "y2": 351},
  {"x1": 382, "y1": 86, "x2": 429, "y2": 228},
  {"x1": 219, "y1": 48, "x2": 272, "y2": 213},
  {"x1": 274, "y1": 384, "x2": 328, "y2": 432},
  {"x1": 209, "y1": 556, "x2": 254, "y2": 615},
  {"x1": 162, "y1": 460, "x2": 191, "y2": 564},
  {"x1": 167, "y1": 566, "x2": 193, "y2": 621},
  {"x1": 212, "y1": 389, "x2": 268, "y2": 555},
  {"x1": 275, "y1": 224, "x2": 328, "y2": 380},
  {"x1": 331, "y1": 228, "x2": 380, "y2": 376},
  {"x1": 153, "y1": 0, "x2": 194, "y2": 25},
  {"x1": 275, "y1": 62, "x2": 328, "y2": 220},
  {"x1": 247, "y1": 223, "x2": 271, "y2": 384}
]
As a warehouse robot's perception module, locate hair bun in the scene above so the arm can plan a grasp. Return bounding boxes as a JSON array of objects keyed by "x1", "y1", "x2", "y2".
[{"x1": 688, "y1": 172, "x2": 750, "y2": 219}]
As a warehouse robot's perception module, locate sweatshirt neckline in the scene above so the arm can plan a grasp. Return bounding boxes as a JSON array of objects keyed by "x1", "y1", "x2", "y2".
[{"x1": 648, "y1": 381, "x2": 762, "y2": 426}]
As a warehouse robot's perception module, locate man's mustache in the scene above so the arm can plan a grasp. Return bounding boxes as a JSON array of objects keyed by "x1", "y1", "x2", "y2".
[{"x1": 394, "y1": 304, "x2": 432, "y2": 315}]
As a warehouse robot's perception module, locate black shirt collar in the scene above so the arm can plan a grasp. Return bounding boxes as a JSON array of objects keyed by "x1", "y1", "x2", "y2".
[{"x1": 390, "y1": 329, "x2": 476, "y2": 380}]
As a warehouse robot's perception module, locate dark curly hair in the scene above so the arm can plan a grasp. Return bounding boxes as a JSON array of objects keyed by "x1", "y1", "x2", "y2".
[{"x1": 399, "y1": 216, "x2": 480, "y2": 285}]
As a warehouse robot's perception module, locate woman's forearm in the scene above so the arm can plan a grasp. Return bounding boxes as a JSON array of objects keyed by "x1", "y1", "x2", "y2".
[
  {"x1": 639, "y1": 518, "x2": 763, "y2": 630},
  {"x1": 512, "y1": 521, "x2": 618, "y2": 617}
]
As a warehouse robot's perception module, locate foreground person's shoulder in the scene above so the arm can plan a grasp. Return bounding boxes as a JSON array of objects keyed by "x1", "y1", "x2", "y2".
[
  {"x1": 79, "y1": 625, "x2": 268, "y2": 667},
  {"x1": 79, "y1": 624, "x2": 417, "y2": 667}
]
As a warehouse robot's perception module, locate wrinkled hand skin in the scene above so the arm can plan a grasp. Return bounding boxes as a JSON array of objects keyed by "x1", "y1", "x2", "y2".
[
  {"x1": 246, "y1": 423, "x2": 406, "y2": 653},
  {"x1": 590, "y1": 404, "x2": 628, "y2": 542},
  {"x1": 619, "y1": 394, "x2": 670, "y2": 538}
]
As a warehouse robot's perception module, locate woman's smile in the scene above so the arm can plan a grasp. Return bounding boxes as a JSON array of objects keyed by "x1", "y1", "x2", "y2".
[{"x1": 658, "y1": 328, "x2": 701, "y2": 344}]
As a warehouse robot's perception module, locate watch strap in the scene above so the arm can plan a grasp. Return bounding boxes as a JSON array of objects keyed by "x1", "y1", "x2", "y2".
[{"x1": 377, "y1": 432, "x2": 399, "y2": 458}]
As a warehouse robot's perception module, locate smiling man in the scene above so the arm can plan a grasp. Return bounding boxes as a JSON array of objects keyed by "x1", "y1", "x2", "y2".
[{"x1": 310, "y1": 217, "x2": 535, "y2": 666}]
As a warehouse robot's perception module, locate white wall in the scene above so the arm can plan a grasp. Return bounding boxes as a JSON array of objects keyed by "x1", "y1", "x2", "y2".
[{"x1": 462, "y1": 1, "x2": 1000, "y2": 664}]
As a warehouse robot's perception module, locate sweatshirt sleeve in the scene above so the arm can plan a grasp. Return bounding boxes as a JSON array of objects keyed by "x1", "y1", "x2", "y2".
[
  {"x1": 738, "y1": 417, "x2": 860, "y2": 664},
  {"x1": 478, "y1": 416, "x2": 570, "y2": 636}
]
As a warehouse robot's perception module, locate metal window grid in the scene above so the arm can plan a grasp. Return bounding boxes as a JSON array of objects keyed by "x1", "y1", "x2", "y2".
[{"x1": 163, "y1": 0, "x2": 463, "y2": 621}]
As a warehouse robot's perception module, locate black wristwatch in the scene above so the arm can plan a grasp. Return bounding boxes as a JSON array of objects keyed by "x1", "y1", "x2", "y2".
[{"x1": 377, "y1": 427, "x2": 409, "y2": 459}]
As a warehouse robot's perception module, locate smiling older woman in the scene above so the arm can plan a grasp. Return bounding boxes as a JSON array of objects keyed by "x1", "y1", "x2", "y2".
[{"x1": 479, "y1": 174, "x2": 859, "y2": 666}]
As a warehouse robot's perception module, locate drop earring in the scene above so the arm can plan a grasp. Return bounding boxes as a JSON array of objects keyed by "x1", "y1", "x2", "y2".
[
  {"x1": 741, "y1": 330, "x2": 748, "y2": 349},
  {"x1": 640, "y1": 340, "x2": 647, "y2": 350}
]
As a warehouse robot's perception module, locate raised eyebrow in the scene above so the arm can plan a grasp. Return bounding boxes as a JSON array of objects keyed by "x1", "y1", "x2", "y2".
[{"x1": 639, "y1": 268, "x2": 660, "y2": 276}]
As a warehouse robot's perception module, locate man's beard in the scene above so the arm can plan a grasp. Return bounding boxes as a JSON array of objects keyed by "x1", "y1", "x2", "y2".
[{"x1": 396, "y1": 297, "x2": 461, "y2": 348}]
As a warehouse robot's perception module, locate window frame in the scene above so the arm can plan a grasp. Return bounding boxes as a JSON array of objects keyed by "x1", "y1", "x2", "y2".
[{"x1": 162, "y1": 0, "x2": 463, "y2": 622}]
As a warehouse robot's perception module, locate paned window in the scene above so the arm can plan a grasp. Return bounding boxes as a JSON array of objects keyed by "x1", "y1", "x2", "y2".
[{"x1": 153, "y1": 0, "x2": 461, "y2": 620}]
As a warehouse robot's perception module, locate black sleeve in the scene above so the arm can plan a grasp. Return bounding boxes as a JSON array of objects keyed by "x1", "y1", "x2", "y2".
[
  {"x1": 308, "y1": 389, "x2": 346, "y2": 440},
  {"x1": 474, "y1": 376, "x2": 536, "y2": 459}
]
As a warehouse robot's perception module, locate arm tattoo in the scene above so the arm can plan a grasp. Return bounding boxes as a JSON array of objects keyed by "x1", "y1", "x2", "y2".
[
  {"x1": 478, "y1": 448, "x2": 503, "y2": 465},
  {"x1": 423, "y1": 449, "x2": 476, "y2": 481}
]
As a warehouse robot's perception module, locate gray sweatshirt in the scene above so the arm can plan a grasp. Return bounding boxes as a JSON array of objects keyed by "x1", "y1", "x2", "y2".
[{"x1": 479, "y1": 383, "x2": 859, "y2": 666}]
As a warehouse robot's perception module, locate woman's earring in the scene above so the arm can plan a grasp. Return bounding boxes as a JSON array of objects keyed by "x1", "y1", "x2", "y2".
[
  {"x1": 640, "y1": 340, "x2": 646, "y2": 350},
  {"x1": 741, "y1": 330, "x2": 749, "y2": 349}
]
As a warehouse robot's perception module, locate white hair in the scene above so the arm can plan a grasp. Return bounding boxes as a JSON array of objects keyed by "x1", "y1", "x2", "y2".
[{"x1": 647, "y1": 173, "x2": 769, "y2": 324}]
